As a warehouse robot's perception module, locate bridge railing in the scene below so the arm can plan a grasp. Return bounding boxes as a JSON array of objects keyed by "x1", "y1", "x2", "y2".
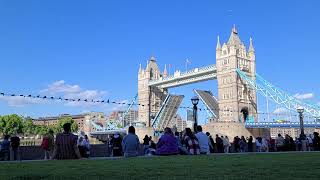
[{"x1": 245, "y1": 121, "x2": 320, "y2": 128}]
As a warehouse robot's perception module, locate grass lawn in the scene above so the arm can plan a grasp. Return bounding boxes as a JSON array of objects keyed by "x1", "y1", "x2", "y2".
[{"x1": 1, "y1": 152, "x2": 320, "y2": 180}]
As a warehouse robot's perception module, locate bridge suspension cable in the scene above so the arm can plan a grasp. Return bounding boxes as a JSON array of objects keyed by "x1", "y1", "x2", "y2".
[{"x1": 236, "y1": 68, "x2": 320, "y2": 118}]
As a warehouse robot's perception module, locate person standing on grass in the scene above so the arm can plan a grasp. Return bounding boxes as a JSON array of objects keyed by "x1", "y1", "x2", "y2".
[
  {"x1": 223, "y1": 136, "x2": 231, "y2": 153},
  {"x1": 313, "y1": 132, "x2": 320, "y2": 151},
  {"x1": 233, "y1": 136, "x2": 240, "y2": 153},
  {"x1": 51, "y1": 123, "x2": 81, "y2": 160},
  {"x1": 83, "y1": 135, "x2": 91, "y2": 157},
  {"x1": 248, "y1": 136, "x2": 253, "y2": 152},
  {"x1": 0, "y1": 135, "x2": 10, "y2": 161},
  {"x1": 206, "y1": 132, "x2": 215, "y2": 154},
  {"x1": 239, "y1": 136, "x2": 247, "y2": 152},
  {"x1": 78, "y1": 137, "x2": 87, "y2": 158},
  {"x1": 112, "y1": 132, "x2": 123, "y2": 157},
  {"x1": 195, "y1": 126, "x2": 210, "y2": 155},
  {"x1": 216, "y1": 135, "x2": 223, "y2": 153},
  {"x1": 10, "y1": 134, "x2": 20, "y2": 161},
  {"x1": 41, "y1": 130, "x2": 55, "y2": 160},
  {"x1": 256, "y1": 137, "x2": 262, "y2": 152},
  {"x1": 184, "y1": 128, "x2": 200, "y2": 155},
  {"x1": 122, "y1": 126, "x2": 140, "y2": 158},
  {"x1": 156, "y1": 127, "x2": 179, "y2": 156},
  {"x1": 276, "y1": 134, "x2": 285, "y2": 152}
]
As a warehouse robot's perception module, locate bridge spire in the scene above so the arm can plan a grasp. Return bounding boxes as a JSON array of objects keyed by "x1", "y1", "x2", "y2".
[
  {"x1": 139, "y1": 63, "x2": 142, "y2": 73},
  {"x1": 163, "y1": 64, "x2": 168, "y2": 77},
  {"x1": 216, "y1": 35, "x2": 221, "y2": 50},
  {"x1": 228, "y1": 24, "x2": 241, "y2": 45},
  {"x1": 249, "y1": 37, "x2": 255, "y2": 52}
]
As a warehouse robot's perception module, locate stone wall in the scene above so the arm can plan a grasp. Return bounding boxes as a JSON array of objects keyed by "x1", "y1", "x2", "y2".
[
  {"x1": 19, "y1": 144, "x2": 109, "y2": 160},
  {"x1": 203, "y1": 122, "x2": 270, "y2": 138}
]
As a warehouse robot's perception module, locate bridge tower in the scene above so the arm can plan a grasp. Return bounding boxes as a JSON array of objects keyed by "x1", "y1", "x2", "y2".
[
  {"x1": 138, "y1": 56, "x2": 168, "y2": 127},
  {"x1": 216, "y1": 25, "x2": 257, "y2": 123},
  {"x1": 205, "y1": 25, "x2": 266, "y2": 138}
]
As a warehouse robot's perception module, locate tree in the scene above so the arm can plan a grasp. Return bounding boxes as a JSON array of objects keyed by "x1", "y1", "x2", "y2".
[
  {"x1": 0, "y1": 114, "x2": 24, "y2": 136},
  {"x1": 22, "y1": 117, "x2": 35, "y2": 136},
  {"x1": 57, "y1": 116, "x2": 78, "y2": 133},
  {"x1": 34, "y1": 125, "x2": 48, "y2": 136}
]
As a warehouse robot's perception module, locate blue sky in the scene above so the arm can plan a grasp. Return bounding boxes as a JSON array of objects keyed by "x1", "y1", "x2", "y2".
[{"x1": 0, "y1": 1, "x2": 319, "y2": 122}]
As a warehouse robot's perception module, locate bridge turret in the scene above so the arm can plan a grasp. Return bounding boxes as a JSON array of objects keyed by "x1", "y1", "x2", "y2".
[
  {"x1": 216, "y1": 36, "x2": 222, "y2": 58},
  {"x1": 138, "y1": 56, "x2": 168, "y2": 127},
  {"x1": 248, "y1": 37, "x2": 255, "y2": 60},
  {"x1": 163, "y1": 64, "x2": 168, "y2": 78}
]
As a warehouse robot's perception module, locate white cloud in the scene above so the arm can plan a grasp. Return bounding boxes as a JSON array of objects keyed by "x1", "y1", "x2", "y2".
[
  {"x1": 41, "y1": 80, "x2": 108, "y2": 108},
  {"x1": 0, "y1": 96, "x2": 47, "y2": 107},
  {"x1": 294, "y1": 93, "x2": 314, "y2": 100},
  {"x1": 273, "y1": 107, "x2": 289, "y2": 114},
  {"x1": 41, "y1": 80, "x2": 81, "y2": 94}
]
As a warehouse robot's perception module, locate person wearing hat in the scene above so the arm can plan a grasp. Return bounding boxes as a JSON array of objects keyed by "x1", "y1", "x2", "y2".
[{"x1": 112, "y1": 132, "x2": 123, "y2": 157}]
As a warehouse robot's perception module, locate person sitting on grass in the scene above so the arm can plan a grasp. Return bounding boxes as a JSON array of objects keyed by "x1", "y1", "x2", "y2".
[
  {"x1": 146, "y1": 139, "x2": 157, "y2": 156},
  {"x1": 51, "y1": 123, "x2": 81, "y2": 160},
  {"x1": 156, "y1": 128, "x2": 179, "y2": 156},
  {"x1": 195, "y1": 126, "x2": 210, "y2": 155},
  {"x1": 175, "y1": 132, "x2": 189, "y2": 155},
  {"x1": 143, "y1": 135, "x2": 150, "y2": 154},
  {"x1": 184, "y1": 128, "x2": 200, "y2": 155},
  {"x1": 122, "y1": 126, "x2": 140, "y2": 158}
]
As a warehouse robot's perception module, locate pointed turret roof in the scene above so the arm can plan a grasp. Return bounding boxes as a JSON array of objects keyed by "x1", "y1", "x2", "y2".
[
  {"x1": 150, "y1": 56, "x2": 156, "y2": 62},
  {"x1": 249, "y1": 37, "x2": 255, "y2": 52},
  {"x1": 216, "y1": 35, "x2": 221, "y2": 50},
  {"x1": 163, "y1": 64, "x2": 168, "y2": 76},
  {"x1": 228, "y1": 24, "x2": 241, "y2": 46},
  {"x1": 139, "y1": 63, "x2": 142, "y2": 73}
]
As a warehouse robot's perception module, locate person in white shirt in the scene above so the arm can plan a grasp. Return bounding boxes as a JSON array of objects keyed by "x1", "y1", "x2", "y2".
[
  {"x1": 256, "y1": 137, "x2": 262, "y2": 152},
  {"x1": 195, "y1": 126, "x2": 210, "y2": 154},
  {"x1": 261, "y1": 137, "x2": 269, "y2": 152},
  {"x1": 222, "y1": 136, "x2": 231, "y2": 153}
]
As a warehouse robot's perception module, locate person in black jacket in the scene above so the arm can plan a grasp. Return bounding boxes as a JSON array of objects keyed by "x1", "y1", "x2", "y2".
[
  {"x1": 248, "y1": 136, "x2": 253, "y2": 152},
  {"x1": 112, "y1": 133, "x2": 123, "y2": 157},
  {"x1": 215, "y1": 134, "x2": 223, "y2": 153}
]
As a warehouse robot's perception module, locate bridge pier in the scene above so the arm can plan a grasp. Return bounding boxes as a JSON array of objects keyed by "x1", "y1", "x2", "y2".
[{"x1": 203, "y1": 122, "x2": 270, "y2": 139}]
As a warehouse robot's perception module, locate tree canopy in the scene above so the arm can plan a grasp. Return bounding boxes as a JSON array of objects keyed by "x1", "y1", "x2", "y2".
[{"x1": 0, "y1": 114, "x2": 79, "y2": 136}]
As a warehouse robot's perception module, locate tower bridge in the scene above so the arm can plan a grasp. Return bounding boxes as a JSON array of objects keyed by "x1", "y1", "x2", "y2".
[
  {"x1": 90, "y1": 25, "x2": 320, "y2": 138},
  {"x1": 135, "y1": 25, "x2": 320, "y2": 138}
]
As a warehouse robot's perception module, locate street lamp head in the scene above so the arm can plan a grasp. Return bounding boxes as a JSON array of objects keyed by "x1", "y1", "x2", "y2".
[
  {"x1": 191, "y1": 96, "x2": 199, "y2": 106},
  {"x1": 297, "y1": 106, "x2": 304, "y2": 114}
]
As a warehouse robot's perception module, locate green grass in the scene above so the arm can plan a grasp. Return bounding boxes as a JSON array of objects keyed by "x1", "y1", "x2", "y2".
[{"x1": 1, "y1": 152, "x2": 320, "y2": 180}]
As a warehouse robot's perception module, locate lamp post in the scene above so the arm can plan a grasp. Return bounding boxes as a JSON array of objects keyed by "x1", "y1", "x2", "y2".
[
  {"x1": 297, "y1": 106, "x2": 305, "y2": 139},
  {"x1": 191, "y1": 96, "x2": 199, "y2": 133},
  {"x1": 297, "y1": 106, "x2": 307, "y2": 151}
]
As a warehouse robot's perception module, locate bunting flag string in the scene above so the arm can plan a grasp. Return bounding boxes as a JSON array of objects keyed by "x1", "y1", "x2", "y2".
[{"x1": 0, "y1": 91, "x2": 315, "y2": 118}]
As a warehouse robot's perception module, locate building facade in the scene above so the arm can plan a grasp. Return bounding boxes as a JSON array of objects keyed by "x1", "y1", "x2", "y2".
[{"x1": 33, "y1": 112, "x2": 106, "y2": 133}]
